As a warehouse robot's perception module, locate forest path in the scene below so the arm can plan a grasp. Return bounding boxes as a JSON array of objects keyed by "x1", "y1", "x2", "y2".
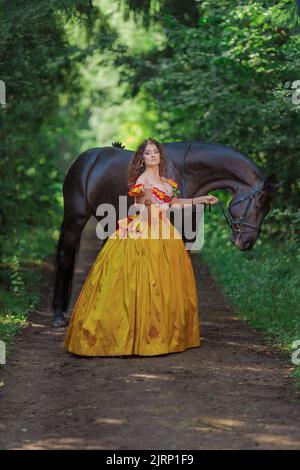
[{"x1": 1, "y1": 217, "x2": 300, "y2": 450}]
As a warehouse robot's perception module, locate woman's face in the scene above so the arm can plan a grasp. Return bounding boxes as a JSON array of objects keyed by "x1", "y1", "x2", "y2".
[{"x1": 143, "y1": 143, "x2": 160, "y2": 168}]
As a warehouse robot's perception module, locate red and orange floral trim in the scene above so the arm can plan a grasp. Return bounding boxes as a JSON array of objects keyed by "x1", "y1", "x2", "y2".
[
  {"x1": 128, "y1": 178, "x2": 180, "y2": 199},
  {"x1": 128, "y1": 183, "x2": 144, "y2": 197},
  {"x1": 165, "y1": 178, "x2": 180, "y2": 197},
  {"x1": 165, "y1": 178, "x2": 178, "y2": 189},
  {"x1": 152, "y1": 186, "x2": 172, "y2": 203}
]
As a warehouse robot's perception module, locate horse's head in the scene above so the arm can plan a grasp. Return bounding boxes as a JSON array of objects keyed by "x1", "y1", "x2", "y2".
[{"x1": 228, "y1": 173, "x2": 283, "y2": 250}]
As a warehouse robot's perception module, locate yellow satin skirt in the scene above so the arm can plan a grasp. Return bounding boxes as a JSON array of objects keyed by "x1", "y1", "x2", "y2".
[{"x1": 64, "y1": 205, "x2": 201, "y2": 356}]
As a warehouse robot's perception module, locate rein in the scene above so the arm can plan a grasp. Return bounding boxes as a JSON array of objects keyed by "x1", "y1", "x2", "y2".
[{"x1": 217, "y1": 182, "x2": 265, "y2": 235}]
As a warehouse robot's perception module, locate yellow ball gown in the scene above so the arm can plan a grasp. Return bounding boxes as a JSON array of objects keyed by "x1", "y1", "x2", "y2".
[{"x1": 64, "y1": 178, "x2": 201, "y2": 356}]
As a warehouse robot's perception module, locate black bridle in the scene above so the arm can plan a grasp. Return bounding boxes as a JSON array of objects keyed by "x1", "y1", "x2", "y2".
[{"x1": 217, "y1": 182, "x2": 265, "y2": 235}]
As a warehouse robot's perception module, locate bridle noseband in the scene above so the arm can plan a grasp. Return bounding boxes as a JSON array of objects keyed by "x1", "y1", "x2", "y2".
[{"x1": 218, "y1": 182, "x2": 266, "y2": 236}]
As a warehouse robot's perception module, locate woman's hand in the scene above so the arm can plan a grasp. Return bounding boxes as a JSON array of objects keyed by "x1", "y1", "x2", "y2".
[{"x1": 193, "y1": 195, "x2": 219, "y2": 205}]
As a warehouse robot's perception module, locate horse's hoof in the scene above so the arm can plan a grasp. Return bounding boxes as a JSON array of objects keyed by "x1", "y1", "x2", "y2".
[{"x1": 52, "y1": 315, "x2": 68, "y2": 328}]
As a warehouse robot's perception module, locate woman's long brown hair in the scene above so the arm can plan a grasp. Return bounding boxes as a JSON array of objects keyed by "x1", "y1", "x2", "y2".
[{"x1": 127, "y1": 138, "x2": 168, "y2": 188}]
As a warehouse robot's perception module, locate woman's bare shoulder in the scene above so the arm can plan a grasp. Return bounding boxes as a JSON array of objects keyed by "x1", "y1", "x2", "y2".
[
  {"x1": 128, "y1": 174, "x2": 147, "y2": 196},
  {"x1": 135, "y1": 173, "x2": 148, "y2": 185}
]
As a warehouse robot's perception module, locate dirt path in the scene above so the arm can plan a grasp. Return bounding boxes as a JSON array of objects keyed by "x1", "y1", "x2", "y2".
[{"x1": 1, "y1": 217, "x2": 300, "y2": 450}]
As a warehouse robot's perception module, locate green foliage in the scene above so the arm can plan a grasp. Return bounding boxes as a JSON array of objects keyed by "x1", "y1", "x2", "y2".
[
  {"x1": 0, "y1": 0, "x2": 116, "y2": 347},
  {"x1": 202, "y1": 204, "x2": 300, "y2": 385},
  {"x1": 116, "y1": 0, "x2": 300, "y2": 215},
  {"x1": 0, "y1": 254, "x2": 42, "y2": 354},
  {"x1": 106, "y1": 0, "x2": 300, "y2": 384},
  {"x1": 119, "y1": 0, "x2": 201, "y2": 27}
]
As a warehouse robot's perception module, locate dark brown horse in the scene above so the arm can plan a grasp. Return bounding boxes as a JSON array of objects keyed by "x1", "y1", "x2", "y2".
[{"x1": 52, "y1": 141, "x2": 283, "y2": 327}]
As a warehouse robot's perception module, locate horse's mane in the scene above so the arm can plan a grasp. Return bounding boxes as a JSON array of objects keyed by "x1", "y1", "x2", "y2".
[{"x1": 112, "y1": 141, "x2": 125, "y2": 149}]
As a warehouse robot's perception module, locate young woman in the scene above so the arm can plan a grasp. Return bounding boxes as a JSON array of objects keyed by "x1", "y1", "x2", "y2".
[{"x1": 64, "y1": 138, "x2": 218, "y2": 356}]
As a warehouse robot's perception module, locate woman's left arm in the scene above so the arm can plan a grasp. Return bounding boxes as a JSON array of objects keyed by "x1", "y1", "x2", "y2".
[
  {"x1": 169, "y1": 197, "x2": 193, "y2": 208},
  {"x1": 170, "y1": 195, "x2": 218, "y2": 207}
]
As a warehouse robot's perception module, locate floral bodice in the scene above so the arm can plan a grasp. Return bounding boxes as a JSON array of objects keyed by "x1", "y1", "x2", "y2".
[
  {"x1": 116, "y1": 178, "x2": 180, "y2": 236},
  {"x1": 128, "y1": 177, "x2": 180, "y2": 206}
]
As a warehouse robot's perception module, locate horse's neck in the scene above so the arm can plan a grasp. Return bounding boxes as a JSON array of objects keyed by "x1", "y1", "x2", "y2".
[{"x1": 185, "y1": 148, "x2": 263, "y2": 198}]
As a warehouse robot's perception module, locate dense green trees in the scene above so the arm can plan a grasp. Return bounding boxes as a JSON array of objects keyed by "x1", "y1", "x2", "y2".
[
  {"x1": 0, "y1": 0, "x2": 115, "y2": 344},
  {"x1": 117, "y1": 0, "x2": 300, "y2": 216},
  {"x1": 2, "y1": 0, "x2": 299, "y2": 268}
]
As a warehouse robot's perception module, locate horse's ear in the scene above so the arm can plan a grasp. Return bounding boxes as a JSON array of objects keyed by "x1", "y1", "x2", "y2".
[
  {"x1": 263, "y1": 173, "x2": 276, "y2": 186},
  {"x1": 263, "y1": 173, "x2": 284, "y2": 192},
  {"x1": 272, "y1": 179, "x2": 284, "y2": 190}
]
